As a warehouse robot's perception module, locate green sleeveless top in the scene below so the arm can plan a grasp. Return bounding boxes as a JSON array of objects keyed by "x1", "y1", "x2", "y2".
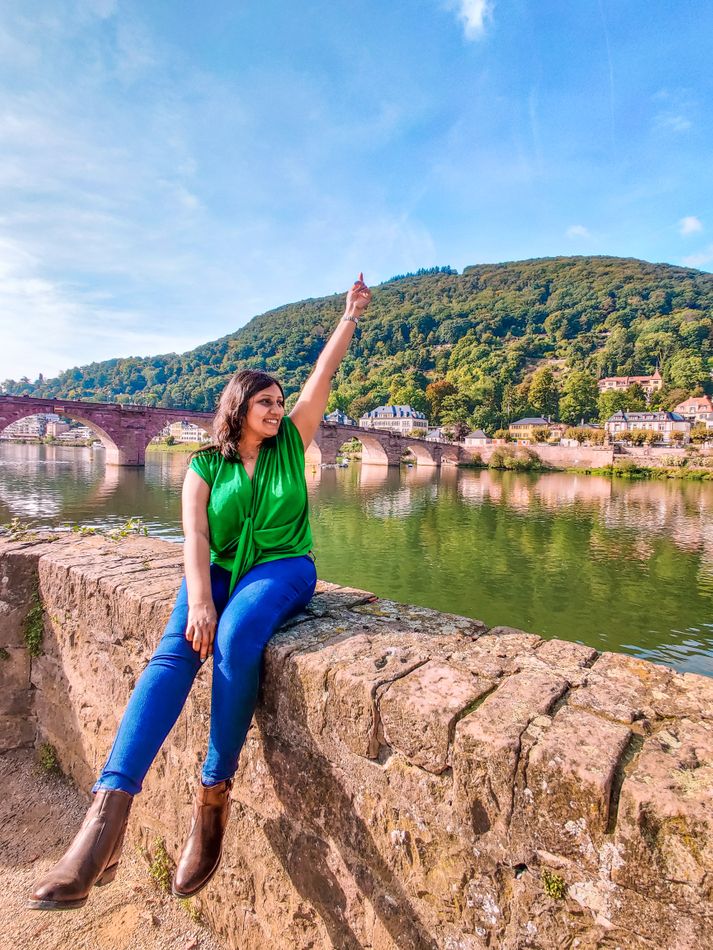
[{"x1": 189, "y1": 415, "x2": 313, "y2": 595}]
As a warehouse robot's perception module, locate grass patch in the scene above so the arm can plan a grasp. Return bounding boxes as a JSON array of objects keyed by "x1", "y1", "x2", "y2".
[
  {"x1": 37, "y1": 741, "x2": 61, "y2": 774},
  {"x1": 146, "y1": 838, "x2": 173, "y2": 893},
  {"x1": 0, "y1": 517, "x2": 38, "y2": 541},
  {"x1": 0, "y1": 647, "x2": 9, "y2": 661},
  {"x1": 23, "y1": 590, "x2": 44, "y2": 657},
  {"x1": 146, "y1": 441, "x2": 205, "y2": 454},
  {"x1": 65, "y1": 517, "x2": 149, "y2": 540},
  {"x1": 178, "y1": 897, "x2": 203, "y2": 923}
]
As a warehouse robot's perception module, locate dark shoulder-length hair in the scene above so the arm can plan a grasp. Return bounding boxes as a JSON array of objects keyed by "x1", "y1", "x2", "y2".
[{"x1": 193, "y1": 369, "x2": 285, "y2": 462}]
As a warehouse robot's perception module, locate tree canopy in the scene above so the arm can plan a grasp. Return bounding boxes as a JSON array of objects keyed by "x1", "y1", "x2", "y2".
[{"x1": 3, "y1": 256, "x2": 712, "y2": 431}]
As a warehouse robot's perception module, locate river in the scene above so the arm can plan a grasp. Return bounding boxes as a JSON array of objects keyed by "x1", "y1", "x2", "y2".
[{"x1": 1, "y1": 442, "x2": 712, "y2": 677}]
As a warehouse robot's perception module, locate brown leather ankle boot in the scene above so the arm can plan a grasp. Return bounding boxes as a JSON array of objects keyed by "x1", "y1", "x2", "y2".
[
  {"x1": 172, "y1": 779, "x2": 233, "y2": 898},
  {"x1": 28, "y1": 788, "x2": 133, "y2": 910}
]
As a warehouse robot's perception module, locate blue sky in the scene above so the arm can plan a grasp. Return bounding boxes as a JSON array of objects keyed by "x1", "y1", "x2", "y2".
[{"x1": 1, "y1": 0, "x2": 712, "y2": 381}]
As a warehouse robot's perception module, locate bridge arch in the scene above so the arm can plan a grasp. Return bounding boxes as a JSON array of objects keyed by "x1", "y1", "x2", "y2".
[
  {"x1": 0, "y1": 396, "x2": 215, "y2": 465},
  {"x1": 0, "y1": 407, "x2": 122, "y2": 457},
  {"x1": 402, "y1": 439, "x2": 439, "y2": 467}
]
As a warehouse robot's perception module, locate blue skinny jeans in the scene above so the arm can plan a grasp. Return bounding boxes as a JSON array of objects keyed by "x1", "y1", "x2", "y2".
[{"x1": 93, "y1": 555, "x2": 317, "y2": 795}]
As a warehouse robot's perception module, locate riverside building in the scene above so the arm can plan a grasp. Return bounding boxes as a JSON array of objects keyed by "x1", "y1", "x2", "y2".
[
  {"x1": 359, "y1": 405, "x2": 429, "y2": 435},
  {"x1": 605, "y1": 410, "x2": 690, "y2": 443}
]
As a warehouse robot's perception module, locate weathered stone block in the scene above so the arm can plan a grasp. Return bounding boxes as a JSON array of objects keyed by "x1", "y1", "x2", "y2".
[
  {"x1": 513, "y1": 706, "x2": 631, "y2": 866},
  {"x1": 535, "y1": 638, "x2": 598, "y2": 670},
  {"x1": 353, "y1": 599, "x2": 488, "y2": 638},
  {"x1": 446, "y1": 630, "x2": 542, "y2": 681},
  {"x1": 324, "y1": 636, "x2": 427, "y2": 757},
  {"x1": 379, "y1": 660, "x2": 495, "y2": 773},
  {"x1": 0, "y1": 645, "x2": 31, "y2": 715},
  {"x1": 613, "y1": 718, "x2": 713, "y2": 905},
  {"x1": 0, "y1": 713, "x2": 35, "y2": 750},
  {"x1": 452, "y1": 670, "x2": 569, "y2": 840}
]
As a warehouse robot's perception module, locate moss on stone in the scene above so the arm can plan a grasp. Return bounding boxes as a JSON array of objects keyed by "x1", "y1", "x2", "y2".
[
  {"x1": 37, "y1": 741, "x2": 61, "y2": 774},
  {"x1": 23, "y1": 590, "x2": 44, "y2": 658},
  {"x1": 542, "y1": 869, "x2": 567, "y2": 900}
]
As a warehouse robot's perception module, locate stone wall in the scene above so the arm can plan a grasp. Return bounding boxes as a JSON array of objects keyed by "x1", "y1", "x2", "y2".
[
  {"x1": 617, "y1": 444, "x2": 713, "y2": 469},
  {"x1": 1, "y1": 534, "x2": 712, "y2": 949}
]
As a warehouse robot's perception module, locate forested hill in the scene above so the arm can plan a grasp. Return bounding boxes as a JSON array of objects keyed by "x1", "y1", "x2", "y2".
[{"x1": 4, "y1": 256, "x2": 713, "y2": 431}]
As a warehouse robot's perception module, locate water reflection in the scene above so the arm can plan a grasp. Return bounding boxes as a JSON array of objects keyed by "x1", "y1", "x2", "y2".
[{"x1": 0, "y1": 444, "x2": 711, "y2": 676}]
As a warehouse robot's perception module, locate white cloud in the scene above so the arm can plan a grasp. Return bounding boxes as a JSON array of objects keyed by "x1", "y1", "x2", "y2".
[
  {"x1": 679, "y1": 216, "x2": 703, "y2": 236},
  {"x1": 682, "y1": 245, "x2": 713, "y2": 270},
  {"x1": 0, "y1": 236, "x2": 200, "y2": 379},
  {"x1": 656, "y1": 113, "x2": 692, "y2": 133},
  {"x1": 566, "y1": 225, "x2": 591, "y2": 239},
  {"x1": 651, "y1": 89, "x2": 695, "y2": 134},
  {"x1": 450, "y1": 0, "x2": 494, "y2": 40}
]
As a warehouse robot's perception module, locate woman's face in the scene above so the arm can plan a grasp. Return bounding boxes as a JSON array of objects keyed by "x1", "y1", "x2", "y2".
[{"x1": 243, "y1": 384, "x2": 285, "y2": 442}]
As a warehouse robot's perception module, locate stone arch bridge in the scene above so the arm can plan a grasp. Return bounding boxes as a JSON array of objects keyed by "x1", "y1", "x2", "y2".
[
  {"x1": 0, "y1": 396, "x2": 214, "y2": 466},
  {"x1": 306, "y1": 421, "x2": 463, "y2": 467},
  {"x1": 0, "y1": 396, "x2": 466, "y2": 467}
]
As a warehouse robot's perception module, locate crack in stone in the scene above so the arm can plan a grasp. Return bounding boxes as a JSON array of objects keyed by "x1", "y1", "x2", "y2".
[
  {"x1": 372, "y1": 657, "x2": 431, "y2": 756},
  {"x1": 606, "y1": 732, "x2": 645, "y2": 837}
]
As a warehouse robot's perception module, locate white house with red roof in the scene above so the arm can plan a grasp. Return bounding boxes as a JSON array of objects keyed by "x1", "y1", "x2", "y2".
[
  {"x1": 597, "y1": 368, "x2": 663, "y2": 397},
  {"x1": 673, "y1": 395, "x2": 713, "y2": 424}
]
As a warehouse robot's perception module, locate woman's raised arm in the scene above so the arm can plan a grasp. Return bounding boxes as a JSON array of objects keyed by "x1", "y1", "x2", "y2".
[{"x1": 289, "y1": 273, "x2": 371, "y2": 450}]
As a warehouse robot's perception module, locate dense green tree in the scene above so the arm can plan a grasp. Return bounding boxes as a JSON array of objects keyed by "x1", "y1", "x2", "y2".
[
  {"x1": 666, "y1": 351, "x2": 709, "y2": 391},
  {"x1": 348, "y1": 393, "x2": 377, "y2": 420},
  {"x1": 648, "y1": 385, "x2": 689, "y2": 411},
  {"x1": 558, "y1": 370, "x2": 600, "y2": 424},
  {"x1": 390, "y1": 384, "x2": 428, "y2": 414},
  {"x1": 440, "y1": 393, "x2": 473, "y2": 437},
  {"x1": 597, "y1": 384, "x2": 647, "y2": 421},
  {"x1": 528, "y1": 367, "x2": 559, "y2": 419},
  {"x1": 425, "y1": 380, "x2": 457, "y2": 424}
]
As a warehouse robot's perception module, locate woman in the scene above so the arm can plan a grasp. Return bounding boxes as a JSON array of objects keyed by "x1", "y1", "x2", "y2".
[{"x1": 29, "y1": 273, "x2": 372, "y2": 910}]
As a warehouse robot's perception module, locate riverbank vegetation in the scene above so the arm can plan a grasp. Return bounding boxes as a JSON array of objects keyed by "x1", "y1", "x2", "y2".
[
  {"x1": 4, "y1": 257, "x2": 712, "y2": 437},
  {"x1": 571, "y1": 459, "x2": 713, "y2": 481},
  {"x1": 146, "y1": 440, "x2": 204, "y2": 453},
  {"x1": 487, "y1": 446, "x2": 543, "y2": 471}
]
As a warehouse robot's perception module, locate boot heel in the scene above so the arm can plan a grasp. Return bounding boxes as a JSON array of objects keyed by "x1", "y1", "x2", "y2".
[{"x1": 95, "y1": 863, "x2": 119, "y2": 887}]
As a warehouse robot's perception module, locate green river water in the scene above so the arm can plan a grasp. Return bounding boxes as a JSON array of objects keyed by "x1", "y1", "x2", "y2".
[{"x1": 1, "y1": 443, "x2": 711, "y2": 677}]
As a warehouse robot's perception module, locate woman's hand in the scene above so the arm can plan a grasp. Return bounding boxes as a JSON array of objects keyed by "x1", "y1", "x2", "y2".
[
  {"x1": 344, "y1": 272, "x2": 371, "y2": 318},
  {"x1": 185, "y1": 599, "x2": 217, "y2": 661}
]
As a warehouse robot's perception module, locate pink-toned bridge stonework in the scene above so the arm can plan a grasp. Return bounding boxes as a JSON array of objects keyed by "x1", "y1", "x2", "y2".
[
  {"x1": 0, "y1": 395, "x2": 214, "y2": 466},
  {"x1": 0, "y1": 397, "x2": 466, "y2": 468},
  {"x1": 305, "y1": 421, "x2": 463, "y2": 467}
]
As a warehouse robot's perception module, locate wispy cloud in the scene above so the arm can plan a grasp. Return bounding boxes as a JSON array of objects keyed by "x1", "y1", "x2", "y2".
[
  {"x1": 0, "y1": 236, "x2": 199, "y2": 378},
  {"x1": 656, "y1": 113, "x2": 692, "y2": 133},
  {"x1": 652, "y1": 89, "x2": 693, "y2": 134},
  {"x1": 683, "y1": 245, "x2": 713, "y2": 270},
  {"x1": 566, "y1": 225, "x2": 591, "y2": 239},
  {"x1": 679, "y1": 216, "x2": 703, "y2": 236},
  {"x1": 449, "y1": 0, "x2": 493, "y2": 40}
]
